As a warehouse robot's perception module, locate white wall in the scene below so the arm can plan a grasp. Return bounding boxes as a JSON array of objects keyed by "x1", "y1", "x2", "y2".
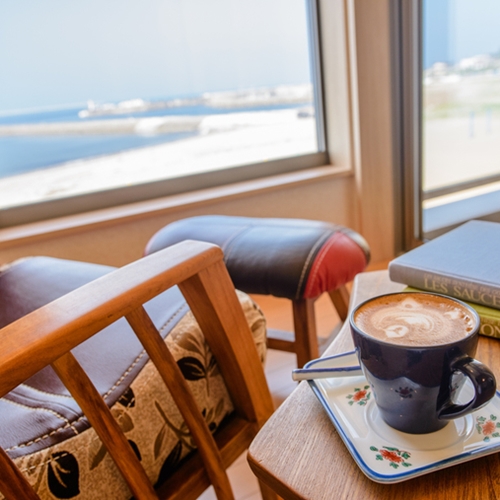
[{"x1": 0, "y1": 174, "x2": 355, "y2": 267}]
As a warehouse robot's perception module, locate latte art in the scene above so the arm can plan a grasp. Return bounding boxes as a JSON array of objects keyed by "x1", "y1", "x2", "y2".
[{"x1": 354, "y1": 293, "x2": 475, "y2": 346}]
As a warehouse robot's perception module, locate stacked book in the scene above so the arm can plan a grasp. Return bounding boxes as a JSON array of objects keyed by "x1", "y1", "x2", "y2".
[{"x1": 388, "y1": 220, "x2": 500, "y2": 339}]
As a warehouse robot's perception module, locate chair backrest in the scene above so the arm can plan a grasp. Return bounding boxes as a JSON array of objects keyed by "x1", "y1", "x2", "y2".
[{"x1": 0, "y1": 240, "x2": 275, "y2": 500}]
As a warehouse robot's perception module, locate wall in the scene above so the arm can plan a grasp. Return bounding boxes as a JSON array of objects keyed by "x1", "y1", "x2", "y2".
[
  {"x1": 348, "y1": 0, "x2": 398, "y2": 262},
  {"x1": 0, "y1": 173, "x2": 356, "y2": 267}
]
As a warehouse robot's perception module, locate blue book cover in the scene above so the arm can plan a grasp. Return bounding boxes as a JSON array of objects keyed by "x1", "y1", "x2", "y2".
[{"x1": 389, "y1": 220, "x2": 500, "y2": 310}]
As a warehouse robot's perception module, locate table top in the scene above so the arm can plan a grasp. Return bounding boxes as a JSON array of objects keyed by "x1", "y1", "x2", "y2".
[{"x1": 248, "y1": 270, "x2": 500, "y2": 500}]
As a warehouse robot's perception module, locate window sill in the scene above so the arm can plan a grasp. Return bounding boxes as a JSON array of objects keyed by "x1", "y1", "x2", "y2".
[
  {"x1": 423, "y1": 181, "x2": 500, "y2": 239},
  {"x1": 0, "y1": 164, "x2": 351, "y2": 249}
]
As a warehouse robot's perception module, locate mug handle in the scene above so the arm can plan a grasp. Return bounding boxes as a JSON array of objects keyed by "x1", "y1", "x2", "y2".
[{"x1": 438, "y1": 357, "x2": 497, "y2": 420}]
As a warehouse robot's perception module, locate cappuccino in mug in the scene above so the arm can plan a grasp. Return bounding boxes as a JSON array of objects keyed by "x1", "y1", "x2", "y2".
[
  {"x1": 350, "y1": 291, "x2": 495, "y2": 434},
  {"x1": 354, "y1": 292, "x2": 475, "y2": 347}
]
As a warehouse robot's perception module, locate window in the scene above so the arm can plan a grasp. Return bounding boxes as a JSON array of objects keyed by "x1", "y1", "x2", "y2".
[
  {"x1": 0, "y1": 0, "x2": 326, "y2": 226},
  {"x1": 396, "y1": 0, "x2": 500, "y2": 246},
  {"x1": 422, "y1": 0, "x2": 500, "y2": 237}
]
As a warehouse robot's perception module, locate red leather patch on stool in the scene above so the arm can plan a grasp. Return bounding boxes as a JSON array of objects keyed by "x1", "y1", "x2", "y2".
[{"x1": 303, "y1": 232, "x2": 368, "y2": 299}]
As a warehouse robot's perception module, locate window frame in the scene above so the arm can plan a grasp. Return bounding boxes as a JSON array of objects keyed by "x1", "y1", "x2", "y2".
[
  {"x1": 0, "y1": 0, "x2": 328, "y2": 228},
  {"x1": 391, "y1": 0, "x2": 424, "y2": 251},
  {"x1": 397, "y1": 0, "x2": 500, "y2": 244}
]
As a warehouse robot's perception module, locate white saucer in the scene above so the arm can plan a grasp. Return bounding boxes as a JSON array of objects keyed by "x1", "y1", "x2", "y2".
[{"x1": 305, "y1": 351, "x2": 500, "y2": 483}]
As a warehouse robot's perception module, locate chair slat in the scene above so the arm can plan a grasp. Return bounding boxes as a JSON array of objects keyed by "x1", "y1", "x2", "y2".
[
  {"x1": 0, "y1": 447, "x2": 40, "y2": 500},
  {"x1": 126, "y1": 306, "x2": 234, "y2": 500},
  {"x1": 179, "y1": 260, "x2": 274, "y2": 425},
  {"x1": 51, "y1": 352, "x2": 158, "y2": 500}
]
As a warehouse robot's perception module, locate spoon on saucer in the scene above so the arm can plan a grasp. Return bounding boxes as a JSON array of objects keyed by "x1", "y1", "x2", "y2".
[{"x1": 292, "y1": 365, "x2": 364, "y2": 381}]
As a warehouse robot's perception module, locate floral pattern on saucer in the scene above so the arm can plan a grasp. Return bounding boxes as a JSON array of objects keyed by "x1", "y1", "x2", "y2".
[
  {"x1": 476, "y1": 414, "x2": 500, "y2": 442},
  {"x1": 370, "y1": 446, "x2": 412, "y2": 469},
  {"x1": 304, "y1": 350, "x2": 500, "y2": 483},
  {"x1": 346, "y1": 385, "x2": 371, "y2": 406}
]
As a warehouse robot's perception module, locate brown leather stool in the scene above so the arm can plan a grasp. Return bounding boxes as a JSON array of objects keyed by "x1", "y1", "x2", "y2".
[{"x1": 145, "y1": 216, "x2": 371, "y2": 367}]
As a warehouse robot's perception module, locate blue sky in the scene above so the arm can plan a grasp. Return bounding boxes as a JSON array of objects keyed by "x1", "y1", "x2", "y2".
[
  {"x1": 2, "y1": 0, "x2": 499, "y2": 112},
  {"x1": 424, "y1": 0, "x2": 500, "y2": 68},
  {"x1": 0, "y1": 0, "x2": 311, "y2": 112}
]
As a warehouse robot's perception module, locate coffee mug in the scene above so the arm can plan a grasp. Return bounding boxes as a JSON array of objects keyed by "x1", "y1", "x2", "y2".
[{"x1": 349, "y1": 291, "x2": 497, "y2": 434}]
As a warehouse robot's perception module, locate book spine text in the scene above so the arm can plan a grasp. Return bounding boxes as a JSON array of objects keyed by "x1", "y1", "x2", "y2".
[
  {"x1": 389, "y1": 264, "x2": 500, "y2": 310},
  {"x1": 479, "y1": 316, "x2": 500, "y2": 339}
]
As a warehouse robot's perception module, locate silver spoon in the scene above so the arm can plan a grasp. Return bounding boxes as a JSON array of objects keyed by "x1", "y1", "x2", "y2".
[{"x1": 292, "y1": 364, "x2": 363, "y2": 381}]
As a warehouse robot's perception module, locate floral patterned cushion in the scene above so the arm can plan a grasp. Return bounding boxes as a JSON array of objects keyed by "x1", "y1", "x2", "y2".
[{"x1": 1, "y1": 290, "x2": 266, "y2": 500}]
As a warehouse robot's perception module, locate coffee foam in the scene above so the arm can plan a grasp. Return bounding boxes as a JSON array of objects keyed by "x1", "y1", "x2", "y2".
[{"x1": 354, "y1": 293, "x2": 475, "y2": 346}]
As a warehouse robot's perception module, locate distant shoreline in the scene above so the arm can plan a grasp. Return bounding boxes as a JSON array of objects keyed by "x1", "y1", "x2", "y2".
[
  {"x1": 0, "y1": 115, "x2": 203, "y2": 136},
  {"x1": 0, "y1": 106, "x2": 313, "y2": 137},
  {"x1": 78, "y1": 84, "x2": 313, "y2": 117},
  {"x1": 0, "y1": 110, "x2": 317, "y2": 210}
]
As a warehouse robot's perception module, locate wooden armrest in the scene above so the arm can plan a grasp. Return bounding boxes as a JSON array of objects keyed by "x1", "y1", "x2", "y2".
[{"x1": 0, "y1": 241, "x2": 218, "y2": 393}]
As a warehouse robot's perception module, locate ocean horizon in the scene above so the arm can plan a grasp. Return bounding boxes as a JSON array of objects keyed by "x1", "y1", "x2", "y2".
[{"x1": 0, "y1": 99, "x2": 308, "y2": 179}]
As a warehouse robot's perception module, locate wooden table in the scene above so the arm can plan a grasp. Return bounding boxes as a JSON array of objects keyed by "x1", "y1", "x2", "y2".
[{"x1": 248, "y1": 270, "x2": 500, "y2": 500}]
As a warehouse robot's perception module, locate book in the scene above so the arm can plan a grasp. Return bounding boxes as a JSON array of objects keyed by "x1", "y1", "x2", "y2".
[
  {"x1": 388, "y1": 220, "x2": 500, "y2": 310},
  {"x1": 404, "y1": 286, "x2": 500, "y2": 339}
]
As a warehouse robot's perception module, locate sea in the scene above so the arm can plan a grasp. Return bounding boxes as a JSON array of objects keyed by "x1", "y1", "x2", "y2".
[{"x1": 0, "y1": 102, "x2": 301, "y2": 179}]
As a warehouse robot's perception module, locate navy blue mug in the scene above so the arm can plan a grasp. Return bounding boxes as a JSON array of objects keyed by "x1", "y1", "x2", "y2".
[{"x1": 349, "y1": 292, "x2": 497, "y2": 434}]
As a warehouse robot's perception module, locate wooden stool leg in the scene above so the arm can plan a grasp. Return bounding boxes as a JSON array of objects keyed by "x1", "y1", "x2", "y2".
[
  {"x1": 292, "y1": 298, "x2": 318, "y2": 368},
  {"x1": 258, "y1": 480, "x2": 280, "y2": 500},
  {"x1": 328, "y1": 285, "x2": 350, "y2": 321}
]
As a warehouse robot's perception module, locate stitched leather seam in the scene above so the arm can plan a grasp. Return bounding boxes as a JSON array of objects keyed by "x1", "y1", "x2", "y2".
[
  {"x1": 19, "y1": 451, "x2": 73, "y2": 473},
  {"x1": 17, "y1": 384, "x2": 73, "y2": 400},
  {"x1": 7, "y1": 302, "x2": 189, "y2": 452},
  {"x1": 295, "y1": 231, "x2": 332, "y2": 300},
  {"x1": 13, "y1": 304, "x2": 189, "y2": 403},
  {"x1": 4, "y1": 402, "x2": 78, "y2": 451},
  {"x1": 1, "y1": 399, "x2": 75, "y2": 428},
  {"x1": 101, "y1": 303, "x2": 188, "y2": 400},
  {"x1": 6, "y1": 424, "x2": 76, "y2": 452},
  {"x1": 102, "y1": 351, "x2": 147, "y2": 400}
]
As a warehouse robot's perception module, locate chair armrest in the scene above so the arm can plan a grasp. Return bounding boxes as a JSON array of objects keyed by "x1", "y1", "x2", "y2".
[{"x1": 0, "y1": 240, "x2": 221, "y2": 396}]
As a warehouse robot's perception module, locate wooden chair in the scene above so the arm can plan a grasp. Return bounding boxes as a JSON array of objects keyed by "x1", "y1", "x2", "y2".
[{"x1": 0, "y1": 240, "x2": 277, "y2": 500}]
